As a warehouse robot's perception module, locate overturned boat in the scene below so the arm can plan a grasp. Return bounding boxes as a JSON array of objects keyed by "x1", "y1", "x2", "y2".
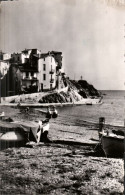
[{"x1": 100, "y1": 132, "x2": 124, "y2": 157}]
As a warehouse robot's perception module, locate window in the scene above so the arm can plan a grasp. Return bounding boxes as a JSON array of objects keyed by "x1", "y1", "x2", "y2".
[
  {"x1": 18, "y1": 56, "x2": 20, "y2": 61},
  {"x1": 43, "y1": 74, "x2": 46, "y2": 80},
  {"x1": 43, "y1": 57, "x2": 45, "y2": 61},
  {"x1": 31, "y1": 72, "x2": 34, "y2": 76},
  {"x1": 25, "y1": 58, "x2": 28, "y2": 63},
  {"x1": 41, "y1": 83, "x2": 43, "y2": 91},
  {"x1": 50, "y1": 84, "x2": 52, "y2": 89},
  {"x1": 26, "y1": 72, "x2": 29, "y2": 77},
  {"x1": 43, "y1": 64, "x2": 46, "y2": 71}
]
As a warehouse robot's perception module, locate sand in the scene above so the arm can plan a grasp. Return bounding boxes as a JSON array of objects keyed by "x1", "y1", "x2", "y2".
[{"x1": 0, "y1": 106, "x2": 124, "y2": 195}]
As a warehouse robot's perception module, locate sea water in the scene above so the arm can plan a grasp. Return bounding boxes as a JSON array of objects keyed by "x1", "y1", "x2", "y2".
[
  {"x1": 0, "y1": 90, "x2": 124, "y2": 127},
  {"x1": 55, "y1": 90, "x2": 125, "y2": 127}
]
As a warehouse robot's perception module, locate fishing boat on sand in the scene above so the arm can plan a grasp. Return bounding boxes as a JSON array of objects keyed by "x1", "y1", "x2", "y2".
[
  {"x1": 0, "y1": 106, "x2": 58, "y2": 149},
  {"x1": 0, "y1": 118, "x2": 50, "y2": 149},
  {"x1": 85, "y1": 102, "x2": 92, "y2": 105},
  {"x1": 35, "y1": 106, "x2": 58, "y2": 118},
  {"x1": 100, "y1": 132, "x2": 124, "y2": 157}
]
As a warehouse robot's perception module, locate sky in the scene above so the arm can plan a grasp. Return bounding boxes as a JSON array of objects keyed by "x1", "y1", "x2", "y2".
[{"x1": 0, "y1": 0, "x2": 125, "y2": 90}]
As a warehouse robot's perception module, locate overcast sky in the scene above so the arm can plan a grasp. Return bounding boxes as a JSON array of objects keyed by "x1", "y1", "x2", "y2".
[{"x1": 0, "y1": 0, "x2": 125, "y2": 90}]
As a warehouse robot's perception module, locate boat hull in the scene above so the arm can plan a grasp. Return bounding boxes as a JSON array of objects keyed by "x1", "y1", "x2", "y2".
[
  {"x1": 30, "y1": 122, "x2": 50, "y2": 143},
  {"x1": 0, "y1": 119, "x2": 50, "y2": 148},
  {"x1": 0, "y1": 131, "x2": 27, "y2": 149},
  {"x1": 101, "y1": 135, "x2": 124, "y2": 157}
]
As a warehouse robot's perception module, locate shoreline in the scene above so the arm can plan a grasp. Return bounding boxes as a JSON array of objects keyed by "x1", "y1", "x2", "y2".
[
  {"x1": 0, "y1": 104, "x2": 124, "y2": 128},
  {"x1": 0, "y1": 99, "x2": 102, "y2": 107}
]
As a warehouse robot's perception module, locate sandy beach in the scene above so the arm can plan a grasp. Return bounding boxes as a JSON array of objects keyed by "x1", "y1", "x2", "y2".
[
  {"x1": 0, "y1": 143, "x2": 124, "y2": 195},
  {"x1": 0, "y1": 106, "x2": 124, "y2": 195}
]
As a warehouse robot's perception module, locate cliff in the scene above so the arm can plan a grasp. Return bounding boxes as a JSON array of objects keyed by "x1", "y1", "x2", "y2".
[{"x1": 69, "y1": 80, "x2": 101, "y2": 98}]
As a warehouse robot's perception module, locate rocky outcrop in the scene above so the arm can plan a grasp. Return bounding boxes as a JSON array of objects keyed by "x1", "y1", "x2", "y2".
[
  {"x1": 39, "y1": 78, "x2": 101, "y2": 104},
  {"x1": 70, "y1": 80, "x2": 101, "y2": 97},
  {"x1": 39, "y1": 90, "x2": 82, "y2": 104}
]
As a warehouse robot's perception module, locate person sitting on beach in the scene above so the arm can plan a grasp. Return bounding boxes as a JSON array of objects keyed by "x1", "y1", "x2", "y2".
[
  {"x1": 46, "y1": 106, "x2": 58, "y2": 119},
  {"x1": 17, "y1": 102, "x2": 21, "y2": 107},
  {"x1": 38, "y1": 118, "x2": 51, "y2": 143},
  {"x1": 25, "y1": 107, "x2": 29, "y2": 113},
  {"x1": 46, "y1": 107, "x2": 52, "y2": 119},
  {"x1": 52, "y1": 106, "x2": 58, "y2": 118}
]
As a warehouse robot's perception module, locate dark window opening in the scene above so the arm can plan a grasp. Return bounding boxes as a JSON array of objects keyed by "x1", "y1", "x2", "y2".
[
  {"x1": 31, "y1": 72, "x2": 34, "y2": 76},
  {"x1": 43, "y1": 64, "x2": 46, "y2": 71},
  {"x1": 43, "y1": 74, "x2": 46, "y2": 80},
  {"x1": 25, "y1": 58, "x2": 28, "y2": 63},
  {"x1": 26, "y1": 72, "x2": 29, "y2": 77},
  {"x1": 50, "y1": 84, "x2": 52, "y2": 89}
]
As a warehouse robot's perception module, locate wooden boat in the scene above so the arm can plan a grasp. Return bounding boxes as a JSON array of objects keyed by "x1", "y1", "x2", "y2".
[
  {"x1": 0, "y1": 130, "x2": 27, "y2": 148},
  {"x1": 100, "y1": 132, "x2": 124, "y2": 157},
  {"x1": 85, "y1": 102, "x2": 92, "y2": 105},
  {"x1": 0, "y1": 120, "x2": 28, "y2": 149},
  {"x1": 28, "y1": 119, "x2": 50, "y2": 143},
  {"x1": 0, "y1": 118, "x2": 50, "y2": 149},
  {"x1": 35, "y1": 106, "x2": 58, "y2": 118}
]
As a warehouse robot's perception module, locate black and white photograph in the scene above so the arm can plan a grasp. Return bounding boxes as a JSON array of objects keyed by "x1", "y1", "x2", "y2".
[{"x1": 0, "y1": 0, "x2": 124, "y2": 194}]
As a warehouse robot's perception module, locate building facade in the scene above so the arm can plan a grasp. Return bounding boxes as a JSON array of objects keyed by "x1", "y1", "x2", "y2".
[
  {"x1": 11, "y1": 49, "x2": 41, "y2": 64},
  {"x1": 38, "y1": 54, "x2": 57, "y2": 91},
  {"x1": 0, "y1": 49, "x2": 64, "y2": 96}
]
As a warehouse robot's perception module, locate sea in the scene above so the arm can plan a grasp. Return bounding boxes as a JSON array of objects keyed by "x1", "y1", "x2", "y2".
[
  {"x1": 54, "y1": 90, "x2": 125, "y2": 127},
  {"x1": 0, "y1": 90, "x2": 124, "y2": 128}
]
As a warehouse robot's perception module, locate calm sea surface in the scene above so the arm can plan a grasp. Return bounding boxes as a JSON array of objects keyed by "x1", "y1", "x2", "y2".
[
  {"x1": 55, "y1": 90, "x2": 125, "y2": 127},
  {"x1": 0, "y1": 90, "x2": 124, "y2": 127}
]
